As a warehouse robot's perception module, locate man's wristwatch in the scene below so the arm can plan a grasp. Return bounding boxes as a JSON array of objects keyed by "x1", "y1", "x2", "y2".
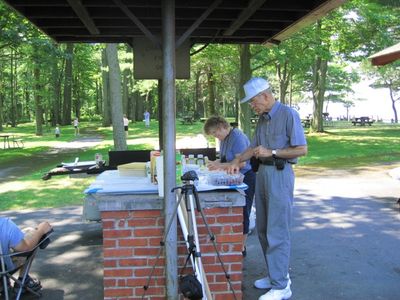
[{"x1": 272, "y1": 149, "x2": 277, "y2": 157}]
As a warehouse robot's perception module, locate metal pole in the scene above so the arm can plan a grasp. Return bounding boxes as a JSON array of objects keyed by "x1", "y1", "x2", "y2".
[{"x1": 162, "y1": 0, "x2": 178, "y2": 299}]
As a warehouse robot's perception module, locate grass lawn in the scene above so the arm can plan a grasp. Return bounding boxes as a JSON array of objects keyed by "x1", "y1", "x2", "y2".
[{"x1": 0, "y1": 121, "x2": 399, "y2": 211}]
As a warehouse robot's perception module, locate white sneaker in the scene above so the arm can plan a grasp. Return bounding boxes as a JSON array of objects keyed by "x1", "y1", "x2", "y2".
[
  {"x1": 254, "y1": 274, "x2": 291, "y2": 289},
  {"x1": 258, "y1": 282, "x2": 292, "y2": 300}
]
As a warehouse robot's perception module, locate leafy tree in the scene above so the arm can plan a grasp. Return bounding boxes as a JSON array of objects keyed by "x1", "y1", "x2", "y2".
[{"x1": 105, "y1": 43, "x2": 126, "y2": 150}]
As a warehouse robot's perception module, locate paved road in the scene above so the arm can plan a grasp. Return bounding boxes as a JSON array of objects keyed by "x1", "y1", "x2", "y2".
[{"x1": 1, "y1": 164, "x2": 399, "y2": 299}]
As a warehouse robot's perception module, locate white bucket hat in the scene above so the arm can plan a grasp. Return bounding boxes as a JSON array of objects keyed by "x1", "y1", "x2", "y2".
[{"x1": 240, "y1": 77, "x2": 270, "y2": 103}]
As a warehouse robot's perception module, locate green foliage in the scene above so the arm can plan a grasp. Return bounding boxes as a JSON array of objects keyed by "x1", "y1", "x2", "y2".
[{"x1": 1, "y1": 122, "x2": 400, "y2": 210}]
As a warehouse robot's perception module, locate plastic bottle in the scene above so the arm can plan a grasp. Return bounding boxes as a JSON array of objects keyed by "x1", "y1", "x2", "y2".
[
  {"x1": 197, "y1": 154, "x2": 205, "y2": 167},
  {"x1": 188, "y1": 154, "x2": 195, "y2": 165}
]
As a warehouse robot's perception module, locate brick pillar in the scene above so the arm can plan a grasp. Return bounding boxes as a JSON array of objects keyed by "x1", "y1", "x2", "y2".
[{"x1": 102, "y1": 206, "x2": 243, "y2": 299}]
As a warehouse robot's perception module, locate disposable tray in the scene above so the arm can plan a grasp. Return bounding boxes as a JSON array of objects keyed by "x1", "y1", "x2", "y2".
[{"x1": 207, "y1": 171, "x2": 244, "y2": 186}]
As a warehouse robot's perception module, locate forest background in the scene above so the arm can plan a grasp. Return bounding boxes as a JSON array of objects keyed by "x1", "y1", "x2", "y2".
[{"x1": 0, "y1": 0, "x2": 399, "y2": 144}]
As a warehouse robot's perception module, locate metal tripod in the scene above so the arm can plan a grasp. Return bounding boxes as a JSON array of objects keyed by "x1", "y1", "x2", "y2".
[{"x1": 142, "y1": 171, "x2": 237, "y2": 300}]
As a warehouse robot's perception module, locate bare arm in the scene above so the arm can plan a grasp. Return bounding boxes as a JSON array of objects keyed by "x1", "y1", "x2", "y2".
[
  {"x1": 225, "y1": 147, "x2": 255, "y2": 174},
  {"x1": 13, "y1": 222, "x2": 52, "y2": 252},
  {"x1": 253, "y1": 145, "x2": 308, "y2": 159}
]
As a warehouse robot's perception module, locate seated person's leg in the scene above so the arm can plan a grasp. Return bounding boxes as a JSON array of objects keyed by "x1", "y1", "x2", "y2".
[{"x1": 12, "y1": 228, "x2": 42, "y2": 292}]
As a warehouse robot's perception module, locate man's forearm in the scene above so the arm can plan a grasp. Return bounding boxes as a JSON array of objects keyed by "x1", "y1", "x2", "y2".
[
  {"x1": 235, "y1": 148, "x2": 254, "y2": 164},
  {"x1": 273, "y1": 145, "x2": 307, "y2": 159}
]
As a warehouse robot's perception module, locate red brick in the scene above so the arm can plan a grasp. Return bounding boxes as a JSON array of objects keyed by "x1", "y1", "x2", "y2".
[
  {"x1": 134, "y1": 228, "x2": 163, "y2": 237},
  {"x1": 134, "y1": 247, "x2": 159, "y2": 256},
  {"x1": 217, "y1": 215, "x2": 242, "y2": 223},
  {"x1": 102, "y1": 220, "x2": 114, "y2": 229},
  {"x1": 232, "y1": 224, "x2": 243, "y2": 233},
  {"x1": 209, "y1": 282, "x2": 229, "y2": 291},
  {"x1": 104, "y1": 278, "x2": 116, "y2": 287},
  {"x1": 134, "y1": 286, "x2": 165, "y2": 296},
  {"x1": 103, "y1": 239, "x2": 116, "y2": 248},
  {"x1": 103, "y1": 229, "x2": 132, "y2": 238},
  {"x1": 132, "y1": 210, "x2": 161, "y2": 218},
  {"x1": 119, "y1": 258, "x2": 148, "y2": 267},
  {"x1": 216, "y1": 234, "x2": 243, "y2": 243},
  {"x1": 135, "y1": 267, "x2": 164, "y2": 277},
  {"x1": 128, "y1": 218, "x2": 158, "y2": 227},
  {"x1": 104, "y1": 259, "x2": 117, "y2": 268},
  {"x1": 220, "y1": 254, "x2": 243, "y2": 263},
  {"x1": 104, "y1": 288, "x2": 132, "y2": 297},
  {"x1": 102, "y1": 211, "x2": 130, "y2": 219},
  {"x1": 119, "y1": 238, "x2": 148, "y2": 247},
  {"x1": 204, "y1": 207, "x2": 230, "y2": 214},
  {"x1": 104, "y1": 268, "x2": 133, "y2": 277},
  {"x1": 104, "y1": 248, "x2": 133, "y2": 257},
  {"x1": 149, "y1": 237, "x2": 164, "y2": 246},
  {"x1": 230, "y1": 263, "x2": 243, "y2": 272}
]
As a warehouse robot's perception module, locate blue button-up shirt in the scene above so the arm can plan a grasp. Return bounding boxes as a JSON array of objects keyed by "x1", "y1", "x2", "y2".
[{"x1": 250, "y1": 101, "x2": 307, "y2": 164}]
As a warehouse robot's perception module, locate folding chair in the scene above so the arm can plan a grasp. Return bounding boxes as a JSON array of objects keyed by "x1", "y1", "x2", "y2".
[{"x1": 0, "y1": 229, "x2": 53, "y2": 300}]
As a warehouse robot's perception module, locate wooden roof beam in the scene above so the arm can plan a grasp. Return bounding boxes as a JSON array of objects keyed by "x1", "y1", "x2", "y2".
[
  {"x1": 264, "y1": 0, "x2": 347, "y2": 45},
  {"x1": 113, "y1": 0, "x2": 160, "y2": 47},
  {"x1": 66, "y1": 0, "x2": 100, "y2": 35},
  {"x1": 176, "y1": 0, "x2": 222, "y2": 48},
  {"x1": 223, "y1": 0, "x2": 266, "y2": 36}
]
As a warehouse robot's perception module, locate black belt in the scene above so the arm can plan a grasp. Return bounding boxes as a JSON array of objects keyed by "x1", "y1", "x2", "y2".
[
  {"x1": 260, "y1": 160, "x2": 277, "y2": 165},
  {"x1": 260, "y1": 159, "x2": 293, "y2": 165}
]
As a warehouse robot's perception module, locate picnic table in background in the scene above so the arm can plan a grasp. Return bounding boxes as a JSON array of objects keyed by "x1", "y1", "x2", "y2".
[
  {"x1": 351, "y1": 117, "x2": 375, "y2": 126},
  {"x1": 0, "y1": 134, "x2": 24, "y2": 149},
  {"x1": 0, "y1": 134, "x2": 11, "y2": 149},
  {"x1": 180, "y1": 116, "x2": 194, "y2": 125}
]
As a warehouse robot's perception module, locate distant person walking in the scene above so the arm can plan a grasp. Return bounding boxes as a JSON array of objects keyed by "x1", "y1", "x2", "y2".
[
  {"x1": 144, "y1": 110, "x2": 150, "y2": 128},
  {"x1": 123, "y1": 114, "x2": 129, "y2": 138},
  {"x1": 55, "y1": 125, "x2": 60, "y2": 138},
  {"x1": 73, "y1": 118, "x2": 79, "y2": 136}
]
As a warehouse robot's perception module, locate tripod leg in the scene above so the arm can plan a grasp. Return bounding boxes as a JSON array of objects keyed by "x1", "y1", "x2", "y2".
[
  {"x1": 192, "y1": 189, "x2": 238, "y2": 300},
  {"x1": 187, "y1": 193, "x2": 212, "y2": 300}
]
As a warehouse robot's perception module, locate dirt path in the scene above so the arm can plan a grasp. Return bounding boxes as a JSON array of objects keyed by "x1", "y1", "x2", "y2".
[{"x1": 0, "y1": 129, "x2": 103, "y2": 183}]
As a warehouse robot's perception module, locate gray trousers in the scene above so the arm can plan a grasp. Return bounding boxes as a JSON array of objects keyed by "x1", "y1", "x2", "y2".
[{"x1": 255, "y1": 164, "x2": 294, "y2": 289}]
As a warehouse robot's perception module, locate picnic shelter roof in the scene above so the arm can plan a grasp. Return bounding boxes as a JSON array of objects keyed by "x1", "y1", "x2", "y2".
[{"x1": 3, "y1": 0, "x2": 346, "y2": 46}]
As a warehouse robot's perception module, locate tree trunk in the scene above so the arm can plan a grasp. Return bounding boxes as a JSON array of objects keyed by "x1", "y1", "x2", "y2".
[
  {"x1": 389, "y1": 83, "x2": 399, "y2": 123},
  {"x1": 62, "y1": 43, "x2": 73, "y2": 125},
  {"x1": 105, "y1": 43, "x2": 127, "y2": 150},
  {"x1": 33, "y1": 56, "x2": 43, "y2": 136},
  {"x1": 10, "y1": 49, "x2": 17, "y2": 127},
  {"x1": 51, "y1": 46, "x2": 61, "y2": 126},
  {"x1": 122, "y1": 68, "x2": 129, "y2": 114},
  {"x1": 311, "y1": 56, "x2": 327, "y2": 132},
  {"x1": 311, "y1": 20, "x2": 327, "y2": 133},
  {"x1": 239, "y1": 44, "x2": 252, "y2": 137},
  {"x1": 194, "y1": 70, "x2": 203, "y2": 119},
  {"x1": 277, "y1": 59, "x2": 290, "y2": 104},
  {"x1": 101, "y1": 48, "x2": 111, "y2": 126},
  {"x1": 206, "y1": 67, "x2": 216, "y2": 116},
  {"x1": 0, "y1": 75, "x2": 3, "y2": 131}
]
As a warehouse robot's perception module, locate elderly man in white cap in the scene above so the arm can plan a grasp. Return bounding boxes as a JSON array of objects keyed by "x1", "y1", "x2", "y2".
[{"x1": 227, "y1": 77, "x2": 307, "y2": 300}]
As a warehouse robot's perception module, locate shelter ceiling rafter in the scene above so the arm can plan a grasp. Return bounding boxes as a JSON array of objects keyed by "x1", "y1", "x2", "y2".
[{"x1": 4, "y1": 0, "x2": 347, "y2": 46}]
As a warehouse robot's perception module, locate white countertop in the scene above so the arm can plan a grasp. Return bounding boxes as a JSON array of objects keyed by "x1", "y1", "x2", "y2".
[{"x1": 85, "y1": 170, "x2": 248, "y2": 195}]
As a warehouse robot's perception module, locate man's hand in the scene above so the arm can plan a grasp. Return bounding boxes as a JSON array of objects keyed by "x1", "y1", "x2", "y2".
[
  {"x1": 37, "y1": 222, "x2": 52, "y2": 235},
  {"x1": 253, "y1": 146, "x2": 272, "y2": 158}
]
